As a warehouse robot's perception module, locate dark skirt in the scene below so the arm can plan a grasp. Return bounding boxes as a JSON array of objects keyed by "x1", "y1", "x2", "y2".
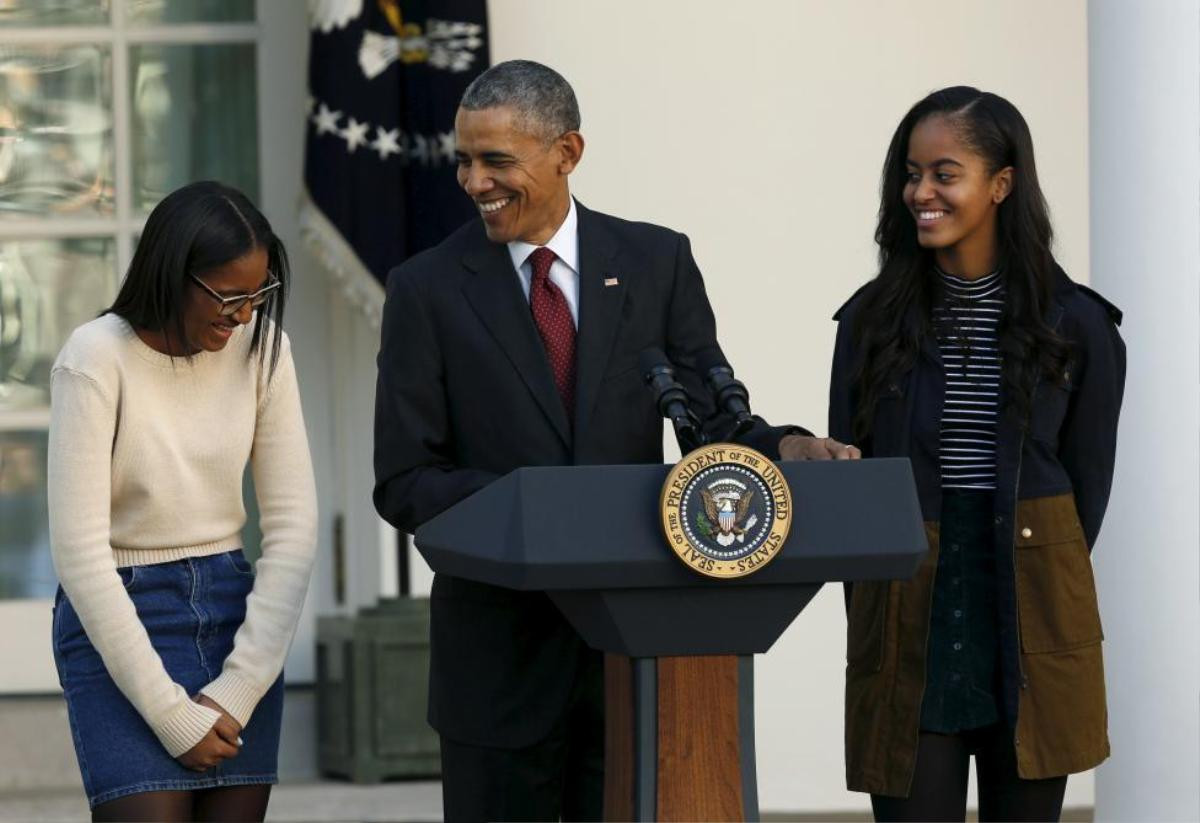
[
  {"x1": 920, "y1": 490, "x2": 1003, "y2": 733},
  {"x1": 52, "y1": 550, "x2": 283, "y2": 809}
]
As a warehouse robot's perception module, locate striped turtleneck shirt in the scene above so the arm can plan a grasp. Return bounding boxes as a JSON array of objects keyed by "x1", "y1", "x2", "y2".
[{"x1": 935, "y1": 268, "x2": 1004, "y2": 490}]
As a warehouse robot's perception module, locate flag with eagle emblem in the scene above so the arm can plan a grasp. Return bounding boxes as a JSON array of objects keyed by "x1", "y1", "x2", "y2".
[{"x1": 301, "y1": 0, "x2": 489, "y2": 325}]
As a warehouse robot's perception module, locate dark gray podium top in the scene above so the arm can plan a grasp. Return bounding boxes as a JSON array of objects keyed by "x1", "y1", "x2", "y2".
[{"x1": 415, "y1": 458, "x2": 926, "y2": 592}]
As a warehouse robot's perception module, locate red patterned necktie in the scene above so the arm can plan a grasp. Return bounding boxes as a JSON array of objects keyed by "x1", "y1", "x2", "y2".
[{"x1": 527, "y1": 246, "x2": 576, "y2": 418}]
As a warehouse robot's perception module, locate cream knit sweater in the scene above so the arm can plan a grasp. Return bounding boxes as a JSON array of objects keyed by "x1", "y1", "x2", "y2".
[{"x1": 47, "y1": 313, "x2": 318, "y2": 758}]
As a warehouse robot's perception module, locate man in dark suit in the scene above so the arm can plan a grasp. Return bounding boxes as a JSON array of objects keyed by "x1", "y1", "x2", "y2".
[{"x1": 373, "y1": 60, "x2": 856, "y2": 822}]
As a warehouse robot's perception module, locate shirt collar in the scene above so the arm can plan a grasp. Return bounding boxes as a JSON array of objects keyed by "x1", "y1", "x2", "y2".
[{"x1": 507, "y1": 197, "x2": 579, "y2": 275}]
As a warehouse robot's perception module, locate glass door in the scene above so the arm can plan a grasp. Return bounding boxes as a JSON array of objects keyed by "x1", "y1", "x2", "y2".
[{"x1": 0, "y1": 0, "x2": 259, "y2": 693}]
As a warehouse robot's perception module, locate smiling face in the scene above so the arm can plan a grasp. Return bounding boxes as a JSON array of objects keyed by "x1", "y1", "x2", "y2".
[
  {"x1": 182, "y1": 246, "x2": 270, "y2": 352},
  {"x1": 903, "y1": 115, "x2": 1013, "y2": 277},
  {"x1": 454, "y1": 105, "x2": 583, "y2": 246}
]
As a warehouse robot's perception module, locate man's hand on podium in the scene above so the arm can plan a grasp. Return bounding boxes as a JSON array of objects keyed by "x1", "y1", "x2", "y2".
[{"x1": 779, "y1": 435, "x2": 862, "y2": 461}]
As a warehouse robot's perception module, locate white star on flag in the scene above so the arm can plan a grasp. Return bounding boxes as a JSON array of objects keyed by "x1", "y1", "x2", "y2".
[
  {"x1": 371, "y1": 127, "x2": 402, "y2": 160},
  {"x1": 341, "y1": 117, "x2": 370, "y2": 152},
  {"x1": 437, "y1": 131, "x2": 456, "y2": 163},
  {"x1": 410, "y1": 133, "x2": 430, "y2": 164},
  {"x1": 313, "y1": 103, "x2": 342, "y2": 135}
]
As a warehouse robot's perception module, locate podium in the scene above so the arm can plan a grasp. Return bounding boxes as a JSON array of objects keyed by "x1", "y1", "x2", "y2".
[{"x1": 415, "y1": 458, "x2": 926, "y2": 821}]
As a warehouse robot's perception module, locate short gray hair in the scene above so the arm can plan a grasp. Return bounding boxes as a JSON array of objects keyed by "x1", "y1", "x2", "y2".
[{"x1": 459, "y1": 60, "x2": 581, "y2": 141}]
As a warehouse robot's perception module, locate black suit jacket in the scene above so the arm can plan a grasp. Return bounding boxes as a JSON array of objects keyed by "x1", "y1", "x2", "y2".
[{"x1": 374, "y1": 201, "x2": 803, "y2": 747}]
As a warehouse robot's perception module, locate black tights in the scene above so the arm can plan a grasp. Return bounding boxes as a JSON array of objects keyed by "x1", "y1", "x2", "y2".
[
  {"x1": 872, "y1": 726, "x2": 1067, "y2": 822},
  {"x1": 91, "y1": 785, "x2": 271, "y2": 822}
]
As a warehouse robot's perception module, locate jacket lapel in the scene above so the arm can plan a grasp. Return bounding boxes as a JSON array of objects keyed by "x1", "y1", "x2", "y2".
[
  {"x1": 461, "y1": 238, "x2": 572, "y2": 446},
  {"x1": 572, "y1": 202, "x2": 626, "y2": 439}
]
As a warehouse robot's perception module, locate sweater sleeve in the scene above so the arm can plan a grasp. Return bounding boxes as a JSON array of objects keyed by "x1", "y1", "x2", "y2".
[
  {"x1": 200, "y1": 337, "x2": 318, "y2": 726},
  {"x1": 48, "y1": 367, "x2": 222, "y2": 757}
]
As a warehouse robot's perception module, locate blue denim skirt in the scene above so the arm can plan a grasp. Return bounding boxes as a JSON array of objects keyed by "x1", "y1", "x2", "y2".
[{"x1": 52, "y1": 550, "x2": 284, "y2": 809}]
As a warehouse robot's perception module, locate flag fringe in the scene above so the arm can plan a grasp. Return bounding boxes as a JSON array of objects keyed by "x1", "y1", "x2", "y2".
[{"x1": 298, "y1": 187, "x2": 386, "y2": 329}]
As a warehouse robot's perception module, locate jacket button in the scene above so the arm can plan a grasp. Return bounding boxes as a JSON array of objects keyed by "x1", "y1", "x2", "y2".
[
  {"x1": 994, "y1": 516, "x2": 1004, "y2": 526},
  {"x1": 1021, "y1": 527, "x2": 1033, "y2": 539}
]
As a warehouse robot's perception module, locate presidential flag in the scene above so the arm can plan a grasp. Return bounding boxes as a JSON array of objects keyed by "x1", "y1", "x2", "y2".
[{"x1": 301, "y1": 0, "x2": 489, "y2": 324}]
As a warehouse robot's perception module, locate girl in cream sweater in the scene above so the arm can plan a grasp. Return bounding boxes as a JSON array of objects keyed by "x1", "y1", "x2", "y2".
[{"x1": 48, "y1": 181, "x2": 317, "y2": 822}]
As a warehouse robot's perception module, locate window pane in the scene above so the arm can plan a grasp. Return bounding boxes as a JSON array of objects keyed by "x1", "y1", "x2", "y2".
[
  {"x1": 130, "y1": 43, "x2": 257, "y2": 211},
  {"x1": 0, "y1": 0, "x2": 109, "y2": 27},
  {"x1": 125, "y1": 0, "x2": 253, "y2": 25},
  {"x1": 0, "y1": 45, "x2": 114, "y2": 216},
  {"x1": 0, "y1": 430, "x2": 55, "y2": 600},
  {"x1": 0, "y1": 237, "x2": 117, "y2": 410}
]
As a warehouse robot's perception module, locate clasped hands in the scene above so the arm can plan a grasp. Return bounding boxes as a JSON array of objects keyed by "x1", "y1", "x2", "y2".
[
  {"x1": 177, "y1": 694, "x2": 242, "y2": 772},
  {"x1": 779, "y1": 434, "x2": 861, "y2": 461}
]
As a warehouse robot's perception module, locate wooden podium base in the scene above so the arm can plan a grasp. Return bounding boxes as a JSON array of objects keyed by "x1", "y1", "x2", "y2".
[{"x1": 604, "y1": 654, "x2": 758, "y2": 821}]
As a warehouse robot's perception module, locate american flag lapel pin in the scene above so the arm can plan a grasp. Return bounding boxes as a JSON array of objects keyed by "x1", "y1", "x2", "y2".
[{"x1": 604, "y1": 276, "x2": 620, "y2": 287}]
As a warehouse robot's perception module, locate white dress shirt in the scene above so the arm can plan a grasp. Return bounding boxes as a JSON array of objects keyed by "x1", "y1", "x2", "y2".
[{"x1": 507, "y1": 196, "x2": 580, "y2": 327}]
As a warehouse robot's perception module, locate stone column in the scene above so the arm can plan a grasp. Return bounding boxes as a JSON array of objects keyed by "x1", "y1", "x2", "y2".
[{"x1": 1087, "y1": 1, "x2": 1200, "y2": 819}]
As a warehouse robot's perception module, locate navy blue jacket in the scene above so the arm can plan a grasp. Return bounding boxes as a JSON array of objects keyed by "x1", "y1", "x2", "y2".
[
  {"x1": 832, "y1": 263, "x2": 1126, "y2": 791},
  {"x1": 831, "y1": 265, "x2": 1125, "y2": 548}
]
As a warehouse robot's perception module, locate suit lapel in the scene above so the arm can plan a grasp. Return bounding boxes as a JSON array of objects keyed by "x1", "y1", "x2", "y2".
[
  {"x1": 461, "y1": 238, "x2": 572, "y2": 445},
  {"x1": 573, "y1": 202, "x2": 626, "y2": 438}
]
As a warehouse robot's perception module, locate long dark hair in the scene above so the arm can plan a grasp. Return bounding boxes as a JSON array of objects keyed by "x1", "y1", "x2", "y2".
[
  {"x1": 851, "y1": 86, "x2": 1070, "y2": 441},
  {"x1": 107, "y1": 181, "x2": 289, "y2": 375}
]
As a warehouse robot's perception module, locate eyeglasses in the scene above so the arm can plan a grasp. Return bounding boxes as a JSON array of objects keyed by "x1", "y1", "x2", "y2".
[{"x1": 189, "y1": 272, "x2": 281, "y2": 317}]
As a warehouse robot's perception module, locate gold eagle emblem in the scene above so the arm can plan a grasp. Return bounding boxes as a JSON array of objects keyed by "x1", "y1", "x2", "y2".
[{"x1": 700, "y1": 487, "x2": 757, "y2": 546}]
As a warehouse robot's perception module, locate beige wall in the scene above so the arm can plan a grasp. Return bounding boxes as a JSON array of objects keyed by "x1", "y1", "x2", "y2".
[{"x1": 489, "y1": 0, "x2": 1091, "y2": 813}]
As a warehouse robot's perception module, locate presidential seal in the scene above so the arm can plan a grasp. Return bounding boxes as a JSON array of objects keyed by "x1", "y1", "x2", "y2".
[{"x1": 660, "y1": 444, "x2": 793, "y2": 579}]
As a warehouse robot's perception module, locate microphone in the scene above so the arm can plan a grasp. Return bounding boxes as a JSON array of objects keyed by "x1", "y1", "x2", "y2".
[
  {"x1": 696, "y1": 347, "x2": 755, "y2": 441},
  {"x1": 638, "y1": 347, "x2": 705, "y2": 454}
]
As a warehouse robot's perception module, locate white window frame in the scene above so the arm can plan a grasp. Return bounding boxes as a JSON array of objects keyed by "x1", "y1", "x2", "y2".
[{"x1": 0, "y1": 3, "x2": 261, "y2": 694}]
